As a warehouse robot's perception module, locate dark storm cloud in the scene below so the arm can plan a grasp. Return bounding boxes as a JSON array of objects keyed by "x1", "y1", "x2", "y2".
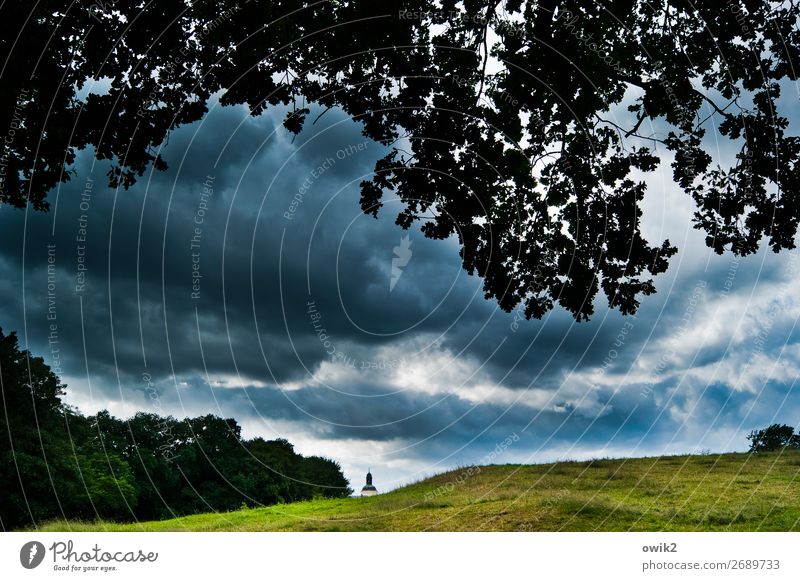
[
  {"x1": 2, "y1": 96, "x2": 800, "y2": 488},
  {"x1": 130, "y1": 369, "x2": 670, "y2": 465}
]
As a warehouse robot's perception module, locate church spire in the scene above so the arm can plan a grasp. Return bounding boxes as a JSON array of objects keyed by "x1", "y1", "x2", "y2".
[{"x1": 361, "y1": 468, "x2": 377, "y2": 496}]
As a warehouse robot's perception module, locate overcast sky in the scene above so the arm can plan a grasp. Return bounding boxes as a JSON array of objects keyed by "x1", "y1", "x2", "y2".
[{"x1": 1, "y1": 89, "x2": 799, "y2": 491}]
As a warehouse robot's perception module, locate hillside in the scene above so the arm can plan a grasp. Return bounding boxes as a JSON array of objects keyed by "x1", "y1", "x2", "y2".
[{"x1": 37, "y1": 451, "x2": 800, "y2": 532}]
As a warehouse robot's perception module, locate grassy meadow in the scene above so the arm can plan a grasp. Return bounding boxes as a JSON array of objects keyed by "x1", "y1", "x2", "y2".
[{"x1": 36, "y1": 451, "x2": 800, "y2": 532}]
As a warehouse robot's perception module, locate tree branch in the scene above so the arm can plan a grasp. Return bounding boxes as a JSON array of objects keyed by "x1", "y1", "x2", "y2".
[
  {"x1": 625, "y1": 112, "x2": 647, "y2": 137},
  {"x1": 312, "y1": 106, "x2": 333, "y2": 125},
  {"x1": 694, "y1": 89, "x2": 735, "y2": 120},
  {"x1": 475, "y1": 0, "x2": 503, "y2": 106},
  {"x1": 594, "y1": 114, "x2": 666, "y2": 144}
]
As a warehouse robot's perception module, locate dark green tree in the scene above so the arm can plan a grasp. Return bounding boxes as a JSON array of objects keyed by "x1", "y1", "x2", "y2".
[
  {"x1": 245, "y1": 438, "x2": 303, "y2": 504},
  {"x1": 299, "y1": 456, "x2": 354, "y2": 499},
  {"x1": 0, "y1": 328, "x2": 85, "y2": 528},
  {"x1": 74, "y1": 450, "x2": 139, "y2": 520},
  {"x1": 120, "y1": 412, "x2": 183, "y2": 520},
  {"x1": 747, "y1": 424, "x2": 800, "y2": 453}
]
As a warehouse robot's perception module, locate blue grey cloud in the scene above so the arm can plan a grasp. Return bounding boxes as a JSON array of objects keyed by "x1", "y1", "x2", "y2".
[{"x1": 2, "y1": 97, "x2": 799, "y2": 489}]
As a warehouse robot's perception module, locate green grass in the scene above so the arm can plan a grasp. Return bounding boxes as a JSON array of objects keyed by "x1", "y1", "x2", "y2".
[{"x1": 35, "y1": 451, "x2": 800, "y2": 532}]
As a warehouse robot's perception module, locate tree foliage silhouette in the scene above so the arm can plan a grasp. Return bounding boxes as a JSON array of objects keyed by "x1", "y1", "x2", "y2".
[
  {"x1": 747, "y1": 424, "x2": 800, "y2": 453},
  {"x1": 1, "y1": 0, "x2": 799, "y2": 320}
]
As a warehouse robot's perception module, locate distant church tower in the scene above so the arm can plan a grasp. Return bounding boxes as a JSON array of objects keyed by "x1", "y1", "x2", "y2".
[{"x1": 360, "y1": 469, "x2": 378, "y2": 497}]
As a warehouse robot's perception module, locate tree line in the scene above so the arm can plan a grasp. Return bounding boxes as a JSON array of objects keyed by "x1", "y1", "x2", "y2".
[{"x1": 0, "y1": 328, "x2": 351, "y2": 530}]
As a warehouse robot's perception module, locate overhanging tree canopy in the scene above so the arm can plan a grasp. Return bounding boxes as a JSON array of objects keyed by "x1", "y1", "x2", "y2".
[{"x1": 1, "y1": 0, "x2": 798, "y2": 320}]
